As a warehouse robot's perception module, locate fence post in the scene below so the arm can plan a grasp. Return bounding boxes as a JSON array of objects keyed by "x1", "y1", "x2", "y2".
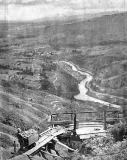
[
  {"x1": 73, "y1": 113, "x2": 76, "y2": 135},
  {"x1": 103, "y1": 110, "x2": 107, "y2": 130},
  {"x1": 51, "y1": 115, "x2": 54, "y2": 127},
  {"x1": 14, "y1": 141, "x2": 16, "y2": 153}
]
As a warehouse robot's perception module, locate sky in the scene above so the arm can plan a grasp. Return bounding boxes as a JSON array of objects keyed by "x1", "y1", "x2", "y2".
[{"x1": 0, "y1": 0, "x2": 126, "y2": 21}]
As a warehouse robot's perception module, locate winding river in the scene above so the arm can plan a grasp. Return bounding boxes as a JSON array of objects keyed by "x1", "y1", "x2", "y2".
[{"x1": 59, "y1": 61, "x2": 121, "y2": 109}]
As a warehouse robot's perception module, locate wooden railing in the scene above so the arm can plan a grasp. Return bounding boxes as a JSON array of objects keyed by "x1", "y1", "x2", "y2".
[{"x1": 51, "y1": 110, "x2": 125, "y2": 130}]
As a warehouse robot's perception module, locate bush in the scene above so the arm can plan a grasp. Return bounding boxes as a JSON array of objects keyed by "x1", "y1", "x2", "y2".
[
  {"x1": 0, "y1": 133, "x2": 13, "y2": 148},
  {"x1": 1, "y1": 80, "x2": 11, "y2": 88},
  {"x1": 110, "y1": 122, "x2": 127, "y2": 141},
  {"x1": 76, "y1": 135, "x2": 127, "y2": 160}
]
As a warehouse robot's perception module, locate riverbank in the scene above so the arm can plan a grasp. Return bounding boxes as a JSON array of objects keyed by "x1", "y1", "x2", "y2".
[{"x1": 60, "y1": 61, "x2": 121, "y2": 109}]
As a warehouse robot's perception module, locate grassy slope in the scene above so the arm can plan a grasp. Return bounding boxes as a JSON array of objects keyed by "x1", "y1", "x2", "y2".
[{"x1": 0, "y1": 51, "x2": 85, "y2": 160}]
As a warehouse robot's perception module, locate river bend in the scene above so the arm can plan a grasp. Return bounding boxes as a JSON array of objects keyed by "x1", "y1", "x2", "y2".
[{"x1": 59, "y1": 61, "x2": 121, "y2": 109}]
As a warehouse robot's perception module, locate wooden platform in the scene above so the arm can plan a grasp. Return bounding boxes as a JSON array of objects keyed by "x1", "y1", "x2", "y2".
[
  {"x1": 24, "y1": 126, "x2": 66, "y2": 156},
  {"x1": 76, "y1": 122, "x2": 107, "y2": 139}
]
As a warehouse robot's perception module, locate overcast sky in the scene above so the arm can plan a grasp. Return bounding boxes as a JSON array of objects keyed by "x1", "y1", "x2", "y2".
[{"x1": 0, "y1": 0, "x2": 126, "y2": 21}]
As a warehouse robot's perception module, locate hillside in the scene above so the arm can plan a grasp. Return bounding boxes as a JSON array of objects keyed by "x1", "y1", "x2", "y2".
[
  {"x1": 0, "y1": 12, "x2": 127, "y2": 159},
  {"x1": 68, "y1": 44, "x2": 127, "y2": 100},
  {"x1": 0, "y1": 12, "x2": 127, "y2": 48}
]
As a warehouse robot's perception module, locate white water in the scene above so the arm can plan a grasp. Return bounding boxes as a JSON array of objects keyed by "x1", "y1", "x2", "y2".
[{"x1": 60, "y1": 61, "x2": 121, "y2": 109}]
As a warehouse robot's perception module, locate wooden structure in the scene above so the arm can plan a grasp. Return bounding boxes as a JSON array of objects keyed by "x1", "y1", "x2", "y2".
[
  {"x1": 23, "y1": 126, "x2": 74, "y2": 157},
  {"x1": 17, "y1": 129, "x2": 38, "y2": 149},
  {"x1": 12, "y1": 109, "x2": 124, "y2": 159},
  {"x1": 50, "y1": 110, "x2": 122, "y2": 131}
]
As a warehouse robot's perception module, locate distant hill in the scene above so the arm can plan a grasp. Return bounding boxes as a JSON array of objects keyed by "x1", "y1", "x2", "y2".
[
  {"x1": 0, "y1": 12, "x2": 127, "y2": 49},
  {"x1": 45, "y1": 12, "x2": 127, "y2": 49}
]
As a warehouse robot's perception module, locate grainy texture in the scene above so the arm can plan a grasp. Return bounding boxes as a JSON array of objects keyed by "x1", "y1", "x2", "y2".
[{"x1": 0, "y1": 1, "x2": 127, "y2": 160}]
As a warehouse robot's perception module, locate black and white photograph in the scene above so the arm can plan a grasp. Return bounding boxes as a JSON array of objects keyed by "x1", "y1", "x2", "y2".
[{"x1": 0, "y1": 0, "x2": 127, "y2": 159}]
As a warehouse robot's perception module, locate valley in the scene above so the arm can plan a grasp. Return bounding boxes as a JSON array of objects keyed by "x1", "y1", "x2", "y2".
[{"x1": 0, "y1": 12, "x2": 127, "y2": 160}]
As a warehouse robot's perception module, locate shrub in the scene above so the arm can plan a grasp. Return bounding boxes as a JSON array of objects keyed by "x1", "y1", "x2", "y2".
[
  {"x1": 110, "y1": 122, "x2": 127, "y2": 141},
  {"x1": 0, "y1": 133, "x2": 13, "y2": 148},
  {"x1": 76, "y1": 135, "x2": 127, "y2": 160}
]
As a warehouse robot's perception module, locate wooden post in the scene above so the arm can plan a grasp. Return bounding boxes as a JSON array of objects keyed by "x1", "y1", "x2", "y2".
[
  {"x1": 14, "y1": 141, "x2": 16, "y2": 153},
  {"x1": 74, "y1": 113, "x2": 76, "y2": 133},
  {"x1": 51, "y1": 115, "x2": 53, "y2": 127},
  {"x1": 103, "y1": 110, "x2": 107, "y2": 130}
]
